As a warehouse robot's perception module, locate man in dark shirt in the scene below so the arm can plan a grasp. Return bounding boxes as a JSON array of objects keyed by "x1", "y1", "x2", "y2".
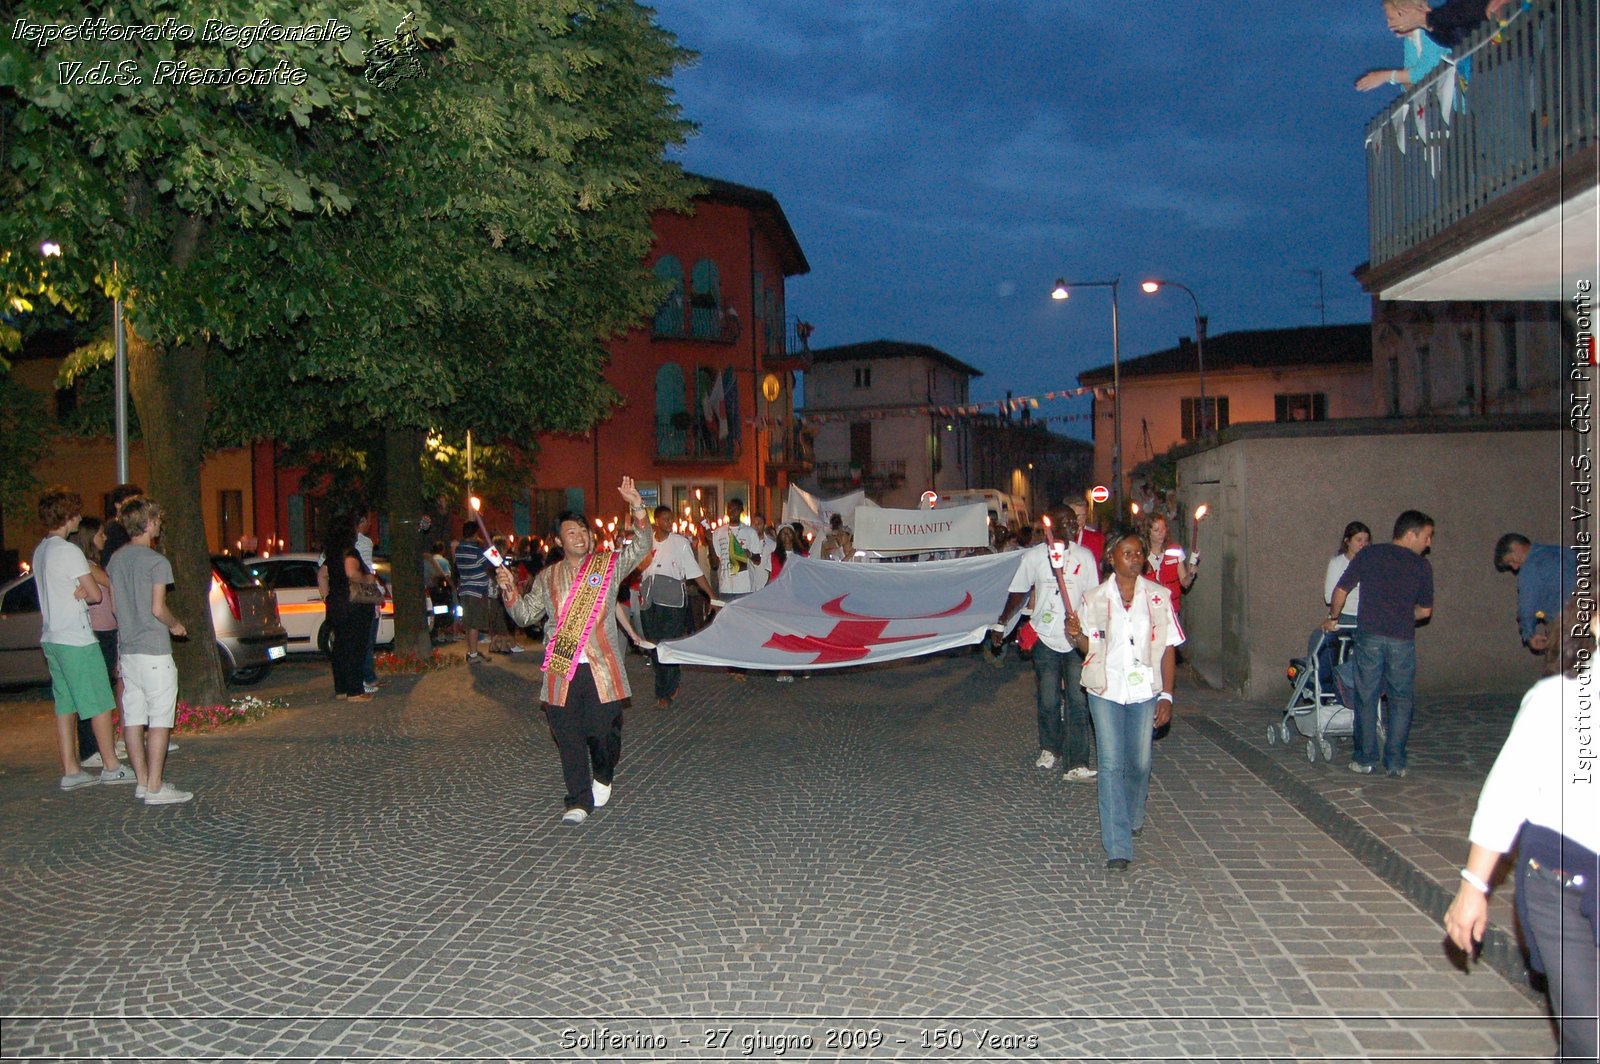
[{"x1": 1325, "y1": 510, "x2": 1436, "y2": 778}]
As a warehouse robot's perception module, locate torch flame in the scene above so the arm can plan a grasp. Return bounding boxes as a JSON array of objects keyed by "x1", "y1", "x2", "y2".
[
  {"x1": 469, "y1": 496, "x2": 482, "y2": 512},
  {"x1": 1194, "y1": 504, "x2": 1210, "y2": 521}
]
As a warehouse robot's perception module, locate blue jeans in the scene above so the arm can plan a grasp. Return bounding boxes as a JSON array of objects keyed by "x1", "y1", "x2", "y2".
[
  {"x1": 1352, "y1": 633, "x2": 1415, "y2": 772},
  {"x1": 1032, "y1": 645, "x2": 1092, "y2": 769},
  {"x1": 1086, "y1": 693, "x2": 1157, "y2": 861}
]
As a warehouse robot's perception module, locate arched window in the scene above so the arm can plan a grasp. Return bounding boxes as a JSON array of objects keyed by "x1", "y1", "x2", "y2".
[
  {"x1": 655, "y1": 362, "x2": 687, "y2": 457},
  {"x1": 690, "y1": 259, "x2": 722, "y2": 339},
  {"x1": 653, "y1": 256, "x2": 684, "y2": 337}
]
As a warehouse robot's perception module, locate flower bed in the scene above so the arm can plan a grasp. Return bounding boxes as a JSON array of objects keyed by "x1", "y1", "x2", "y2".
[
  {"x1": 374, "y1": 649, "x2": 459, "y2": 674},
  {"x1": 173, "y1": 695, "x2": 289, "y2": 735}
]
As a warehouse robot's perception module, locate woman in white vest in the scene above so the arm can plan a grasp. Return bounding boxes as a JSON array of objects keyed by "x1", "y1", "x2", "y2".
[{"x1": 1066, "y1": 527, "x2": 1185, "y2": 871}]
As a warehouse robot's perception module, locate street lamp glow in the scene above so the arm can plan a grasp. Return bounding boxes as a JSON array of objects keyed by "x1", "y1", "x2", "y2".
[
  {"x1": 1050, "y1": 276, "x2": 1124, "y2": 513},
  {"x1": 1140, "y1": 281, "x2": 1160, "y2": 294}
]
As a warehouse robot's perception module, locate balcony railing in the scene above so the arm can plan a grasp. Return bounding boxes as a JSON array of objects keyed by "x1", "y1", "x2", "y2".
[
  {"x1": 655, "y1": 419, "x2": 741, "y2": 464},
  {"x1": 654, "y1": 304, "x2": 740, "y2": 344},
  {"x1": 766, "y1": 426, "x2": 815, "y2": 470},
  {"x1": 816, "y1": 459, "x2": 907, "y2": 489},
  {"x1": 1365, "y1": 0, "x2": 1595, "y2": 268}
]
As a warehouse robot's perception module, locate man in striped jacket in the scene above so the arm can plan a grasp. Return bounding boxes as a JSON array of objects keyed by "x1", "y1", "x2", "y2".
[{"x1": 497, "y1": 477, "x2": 651, "y2": 825}]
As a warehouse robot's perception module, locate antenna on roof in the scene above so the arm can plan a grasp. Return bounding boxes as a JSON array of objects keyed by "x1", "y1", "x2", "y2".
[{"x1": 1305, "y1": 269, "x2": 1327, "y2": 326}]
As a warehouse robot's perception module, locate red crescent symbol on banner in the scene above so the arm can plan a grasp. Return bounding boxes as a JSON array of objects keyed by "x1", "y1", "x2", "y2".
[{"x1": 819, "y1": 593, "x2": 973, "y2": 620}]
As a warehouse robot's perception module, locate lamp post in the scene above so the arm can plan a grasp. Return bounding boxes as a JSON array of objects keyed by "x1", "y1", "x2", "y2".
[
  {"x1": 1052, "y1": 276, "x2": 1123, "y2": 512},
  {"x1": 41, "y1": 242, "x2": 128, "y2": 480},
  {"x1": 1140, "y1": 279, "x2": 1208, "y2": 438}
]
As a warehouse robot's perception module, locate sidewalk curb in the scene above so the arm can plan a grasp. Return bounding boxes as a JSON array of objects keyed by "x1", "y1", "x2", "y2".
[{"x1": 1188, "y1": 713, "x2": 1540, "y2": 1003}]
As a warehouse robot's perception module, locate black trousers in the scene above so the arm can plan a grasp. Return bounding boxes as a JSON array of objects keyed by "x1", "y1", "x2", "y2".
[
  {"x1": 544, "y1": 665, "x2": 623, "y2": 812},
  {"x1": 329, "y1": 609, "x2": 371, "y2": 696},
  {"x1": 641, "y1": 602, "x2": 689, "y2": 699}
]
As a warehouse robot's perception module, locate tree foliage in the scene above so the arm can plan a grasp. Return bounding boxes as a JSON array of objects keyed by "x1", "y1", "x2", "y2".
[{"x1": 2, "y1": 0, "x2": 695, "y2": 681}]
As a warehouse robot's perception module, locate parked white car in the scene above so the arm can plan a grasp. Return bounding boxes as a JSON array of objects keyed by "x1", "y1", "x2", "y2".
[
  {"x1": 0, "y1": 556, "x2": 287, "y2": 686},
  {"x1": 244, "y1": 553, "x2": 394, "y2": 655}
]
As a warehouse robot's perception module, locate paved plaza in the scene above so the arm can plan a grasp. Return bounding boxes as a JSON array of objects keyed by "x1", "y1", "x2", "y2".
[{"x1": 0, "y1": 644, "x2": 1562, "y2": 1061}]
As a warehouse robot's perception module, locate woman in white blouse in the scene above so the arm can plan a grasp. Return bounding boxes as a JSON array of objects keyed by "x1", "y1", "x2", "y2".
[
  {"x1": 1067, "y1": 528, "x2": 1185, "y2": 872},
  {"x1": 1323, "y1": 521, "x2": 1371, "y2": 624}
]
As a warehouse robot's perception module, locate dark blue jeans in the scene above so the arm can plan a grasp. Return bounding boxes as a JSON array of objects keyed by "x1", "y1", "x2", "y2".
[
  {"x1": 1086, "y1": 693, "x2": 1157, "y2": 861},
  {"x1": 641, "y1": 602, "x2": 690, "y2": 699},
  {"x1": 1352, "y1": 633, "x2": 1416, "y2": 772},
  {"x1": 1032, "y1": 644, "x2": 1092, "y2": 769}
]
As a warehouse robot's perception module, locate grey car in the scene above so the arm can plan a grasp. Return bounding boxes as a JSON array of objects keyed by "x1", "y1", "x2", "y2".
[{"x1": 0, "y1": 555, "x2": 288, "y2": 686}]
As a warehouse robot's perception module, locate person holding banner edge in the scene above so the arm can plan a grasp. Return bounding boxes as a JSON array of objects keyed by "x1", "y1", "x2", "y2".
[
  {"x1": 496, "y1": 477, "x2": 652, "y2": 826},
  {"x1": 991, "y1": 506, "x2": 1100, "y2": 781},
  {"x1": 639, "y1": 505, "x2": 717, "y2": 709}
]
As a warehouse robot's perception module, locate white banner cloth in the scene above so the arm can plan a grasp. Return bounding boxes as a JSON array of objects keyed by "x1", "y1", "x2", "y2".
[
  {"x1": 655, "y1": 552, "x2": 1023, "y2": 670},
  {"x1": 781, "y1": 485, "x2": 876, "y2": 533},
  {"x1": 852, "y1": 503, "x2": 989, "y2": 553}
]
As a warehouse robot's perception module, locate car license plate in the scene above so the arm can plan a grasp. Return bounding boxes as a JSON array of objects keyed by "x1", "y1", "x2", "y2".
[{"x1": 267, "y1": 645, "x2": 287, "y2": 660}]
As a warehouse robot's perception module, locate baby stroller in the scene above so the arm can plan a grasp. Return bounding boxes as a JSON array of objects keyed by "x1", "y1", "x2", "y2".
[{"x1": 1270, "y1": 625, "x2": 1382, "y2": 763}]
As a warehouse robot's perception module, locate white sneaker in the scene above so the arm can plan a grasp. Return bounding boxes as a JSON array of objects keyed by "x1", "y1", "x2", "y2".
[
  {"x1": 80, "y1": 752, "x2": 104, "y2": 769},
  {"x1": 1034, "y1": 750, "x2": 1059, "y2": 770},
  {"x1": 1063, "y1": 766, "x2": 1098, "y2": 782},
  {"x1": 134, "y1": 784, "x2": 147, "y2": 799},
  {"x1": 506, "y1": 644, "x2": 526, "y2": 654},
  {"x1": 560, "y1": 808, "x2": 589, "y2": 825},
  {"x1": 592, "y1": 780, "x2": 612, "y2": 808},
  {"x1": 143, "y1": 782, "x2": 194, "y2": 806}
]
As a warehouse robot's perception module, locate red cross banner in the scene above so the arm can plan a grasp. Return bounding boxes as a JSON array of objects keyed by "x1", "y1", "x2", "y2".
[{"x1": 655, "y1": 553, "x2": 1024, "y2": 671}]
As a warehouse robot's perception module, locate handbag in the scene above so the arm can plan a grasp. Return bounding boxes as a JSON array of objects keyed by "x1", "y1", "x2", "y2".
[
  {"x1": 642, "y1": 573, "x2": 686, "y2": 609},
  {"x1": 349, "y1": 580, "x2": 386, "y2": 606}
]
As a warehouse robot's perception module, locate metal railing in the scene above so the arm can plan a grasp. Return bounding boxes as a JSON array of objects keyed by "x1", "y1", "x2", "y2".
[
  {"x1": 766, "y1": 427, "x2": 815, "y2": 468},
  {"x1": 655, "y1": 419, "x2": 741, "y2": 463},
  {"x1": 653, "y1": 304, "x2": 741, "y2": 344},
  {"x1": 1365, "y1": 0, "x2": 1595, "y2": 267},
  {"x1": 816, "y1": 459, "x2": 907, "y2": 486}
]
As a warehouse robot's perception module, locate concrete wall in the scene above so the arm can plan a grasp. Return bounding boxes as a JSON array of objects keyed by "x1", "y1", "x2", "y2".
[{"x1": 1177, "y1": 419, "x2": 1567, "y2": 699}]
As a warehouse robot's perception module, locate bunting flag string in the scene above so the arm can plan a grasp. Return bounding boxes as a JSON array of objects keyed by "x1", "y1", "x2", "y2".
[
  {"x1": 742, "y1": 383, "x2": 1110, "y2": 429},
  {"x1": 1366, "y1": 1, "x2": 1532, "y2": 155}
]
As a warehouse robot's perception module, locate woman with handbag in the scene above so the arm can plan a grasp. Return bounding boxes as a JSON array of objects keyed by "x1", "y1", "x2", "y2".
[
  {"x1": 1066, "y1": 527, "x2": 1185, "y2": 871},
  {"x1": 318, "y1": 519, "x2": 382, "y2": 703}
]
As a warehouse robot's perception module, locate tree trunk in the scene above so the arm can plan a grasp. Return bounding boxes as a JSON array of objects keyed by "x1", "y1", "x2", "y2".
[
  {"x1": 385, "y1": 424, "x2": 432, "y2": 657},
  {"x1": 128, "y1": 329, "x2": 227, "y2": 705}
]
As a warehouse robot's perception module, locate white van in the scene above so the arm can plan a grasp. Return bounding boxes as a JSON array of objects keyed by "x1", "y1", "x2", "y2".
[{"x1": 919, "y1": 489, "x2": 1030, "y2": 533}]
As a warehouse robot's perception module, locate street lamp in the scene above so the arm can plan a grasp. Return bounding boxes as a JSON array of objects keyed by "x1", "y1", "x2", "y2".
[
  {"x1": 1140, "y1": 279, "x2": 1208, "y2": 438},
  {"x1": 1051, "y1": 276, "x2": 1123, "y2": 512}
]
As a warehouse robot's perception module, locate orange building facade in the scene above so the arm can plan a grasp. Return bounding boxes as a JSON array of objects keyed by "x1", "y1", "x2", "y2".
[{"x1": 243, "y1": 176, "x2": 813, "y2": 552}]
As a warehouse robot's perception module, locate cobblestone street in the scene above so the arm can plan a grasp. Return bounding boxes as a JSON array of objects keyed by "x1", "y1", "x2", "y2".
[{"x1": 0, "y1": 646, "x2": 1558, "y2": 1061}]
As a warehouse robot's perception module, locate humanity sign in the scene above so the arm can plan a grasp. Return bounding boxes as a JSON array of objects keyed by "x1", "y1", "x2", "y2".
[{"x1": 851, "y1": 503, "x2": 989, "y2": 553}]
